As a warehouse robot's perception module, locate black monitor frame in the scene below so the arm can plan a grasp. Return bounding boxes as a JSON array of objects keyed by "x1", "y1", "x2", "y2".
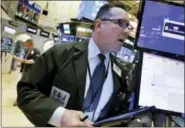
[{"x1": 134, "y1": 0, "x2": 184, "y2": 58}]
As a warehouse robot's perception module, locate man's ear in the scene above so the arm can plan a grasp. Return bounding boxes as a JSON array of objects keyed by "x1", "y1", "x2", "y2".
[{"x1": 94, "y1": 19, "x2": 102, "y2": 31}]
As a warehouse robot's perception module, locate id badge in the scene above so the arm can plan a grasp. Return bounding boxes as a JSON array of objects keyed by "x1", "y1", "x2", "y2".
[{"x1": 113, "y1": 63, "x2": 122, "y2": 77}]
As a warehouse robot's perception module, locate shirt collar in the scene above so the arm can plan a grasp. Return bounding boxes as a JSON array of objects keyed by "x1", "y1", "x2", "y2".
[{"x1": 88, "y1": 38, "x2": 110, "y2": 60}]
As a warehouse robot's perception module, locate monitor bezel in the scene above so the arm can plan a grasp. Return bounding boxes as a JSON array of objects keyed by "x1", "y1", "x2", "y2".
[
  {"x1": 134, "y1": 0, "x2": 184, "y2": 57},
  {"x1": 134, "y1": 51, "x2": 184, "y2": 116}
]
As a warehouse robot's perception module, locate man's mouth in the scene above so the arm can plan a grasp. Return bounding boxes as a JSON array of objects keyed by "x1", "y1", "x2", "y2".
[{"x1": 118, "y1": 39, "x2": 124, "y2": 43}]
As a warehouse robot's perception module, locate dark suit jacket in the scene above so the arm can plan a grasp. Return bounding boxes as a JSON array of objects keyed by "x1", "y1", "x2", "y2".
[{"x1": 17, "y1": 41, "x2": 131, "y2": 126}]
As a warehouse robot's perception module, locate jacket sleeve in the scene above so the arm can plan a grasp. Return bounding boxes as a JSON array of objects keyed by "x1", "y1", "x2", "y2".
[{"x1": 16, "y1": 44, "x2": 69, "y2": 126}]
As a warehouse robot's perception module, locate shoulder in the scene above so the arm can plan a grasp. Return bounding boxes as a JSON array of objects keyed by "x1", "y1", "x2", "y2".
[
  {"x1": 41, "y1": 41, "x2": 88, "y2": 62},
  {"x1": 50, "y1": 42, "x2": 78, "y2": 55},
  {"x1": 50, "y1": 41, "x2": 88, "y2": 54},
  {"x1": 42, "y1": 42, "x2": 79, "y2": 61}
]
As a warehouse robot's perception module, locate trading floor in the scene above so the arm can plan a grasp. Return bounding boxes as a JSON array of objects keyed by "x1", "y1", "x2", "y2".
[
  {"x1": 1, "y1": 0, "x2": 184, "y2": 127},
  {"x1": 2, "y1": 67, "x2": 33, "y2": 127}
]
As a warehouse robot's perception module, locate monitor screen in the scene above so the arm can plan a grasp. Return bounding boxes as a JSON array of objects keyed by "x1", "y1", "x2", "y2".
[
  {"x1": 116, "y1": 47, "x2": 136, "y2": 63},
  {"x1": 77, "y1": 1, "x2": 108, "y2": 21},
  {"x1": 136, "y1": 0, "x2": 184, "y2": 56},
  {"x1": 60, "y1": 35, "x2": 74, "y2": 43},
  {"x1": 26, "y1": 26, "x2": 37, "y2": 34},
  {"x1": 139, "y1": 52, "x2": 184, "y2": 113},
  {"x1": 75, "y1": 36, "x2": 88, "y2": 42},
  {"x1": 76, "y1": 26, "x2": 92, "y2": 37},
  {"x1": 1, "y1": 36, "x2": 13, "y2": 53},
  {"x1": 40, "y1": 30, "x2": 50, "y2": 38},
  {"x1": 68, "y1": 35, "x2": 75, "y2": 42},
  {"x1": 63, "y1": 24, "x2": 70, "y2": 34},
  {"x1": 4, "y1": 26, "x2": 16, "y2": 35}
]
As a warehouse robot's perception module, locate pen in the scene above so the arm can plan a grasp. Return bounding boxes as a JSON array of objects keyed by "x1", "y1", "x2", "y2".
[{"x1": 80, "y1": 115, "x2": 88, "y2": 121}]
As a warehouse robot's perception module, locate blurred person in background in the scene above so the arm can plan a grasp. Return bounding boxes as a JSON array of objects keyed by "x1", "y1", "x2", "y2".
[{"x1": 13, "y1": 39, "x2": 40, "y2": 75}]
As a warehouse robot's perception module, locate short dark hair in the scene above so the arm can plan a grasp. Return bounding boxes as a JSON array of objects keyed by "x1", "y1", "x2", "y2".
[
  {"x1": 25, "y1": 39, "x2": 33, "y2": 43},
  {"x1": 24, "y1": 39, "x2": 34, "y2": 46},
  {"x1": 95, "y1": 3, "x2": 126, "y2": 20}
]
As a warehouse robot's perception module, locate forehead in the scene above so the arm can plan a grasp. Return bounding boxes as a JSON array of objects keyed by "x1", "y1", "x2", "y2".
[{"x1": 109, "y1": 7, "x2": 129, "y2": 22}]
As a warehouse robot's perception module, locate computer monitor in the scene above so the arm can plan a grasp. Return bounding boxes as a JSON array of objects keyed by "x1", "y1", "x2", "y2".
[
  {"x1": 63, "y1": 24, "x2": 70, "y2": 34},
  {"x1": 136, "y1": 0, "x2": 184, "y2": 56},
  {"x1": 78, "y1": 1, "x2": 108, "y2": 21},
  {"x1": 1, "y1": 36, "x2": 14, "y2": 53},
  {"x1": 138, "y1": 52, "x2": 184, "y2": 114},
  {"x1": 4, "y1": 26, "x2": 16, "y2": 35},
  {"x1": 116, "y1": 47, "x2": 136, "y2": 63}
]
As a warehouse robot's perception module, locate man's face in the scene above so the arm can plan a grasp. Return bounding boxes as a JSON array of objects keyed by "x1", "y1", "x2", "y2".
[
  {"x1": 96, "y1": 7, "x2": 131, "y2": 52},
  {"x1": 24, "y1": 42, "x2": 33, "y2": 49}
]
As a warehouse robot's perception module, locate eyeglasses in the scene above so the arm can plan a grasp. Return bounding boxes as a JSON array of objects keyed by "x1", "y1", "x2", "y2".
[{"x1": 101, "y1": 19, "x2": 134, "y2": 31}]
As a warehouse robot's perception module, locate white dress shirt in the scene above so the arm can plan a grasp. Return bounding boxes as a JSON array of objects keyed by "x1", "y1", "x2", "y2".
[{"x1": 48, "y1": 38, "x2": 114, "y2": 126}]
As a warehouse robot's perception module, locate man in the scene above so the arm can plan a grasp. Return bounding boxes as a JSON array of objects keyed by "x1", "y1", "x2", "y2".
[
  {"x1": 13, "y1": 39, "x2": 40, "y2": 75},
  {"x1": 17, "y1": 3, "x2": 133, "y2": 127}
]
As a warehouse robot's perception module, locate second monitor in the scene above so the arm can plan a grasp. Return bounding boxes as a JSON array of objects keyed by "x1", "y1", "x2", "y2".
[{"x1": 138, "y1": 52, "x2": 184, "y2": 114}]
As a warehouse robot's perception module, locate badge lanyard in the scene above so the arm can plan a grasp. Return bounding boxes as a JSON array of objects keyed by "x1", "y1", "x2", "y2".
[
  {"x1": 87, "y1": 57, "x2": 110, "y2": 87},
  {"x1": 86, "y1": 57, "x2": 110, "y2": 121}
]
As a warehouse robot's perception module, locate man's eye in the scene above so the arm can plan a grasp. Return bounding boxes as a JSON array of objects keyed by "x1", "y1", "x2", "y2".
[
  {"x1": 126, "y1": 23, "x2": 129, "y2": 27},
  {"x1": 118, "y1": 21, "x2": 124, "y2": 26}
]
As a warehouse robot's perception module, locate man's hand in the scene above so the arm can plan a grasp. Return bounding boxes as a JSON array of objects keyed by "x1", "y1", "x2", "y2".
[
  {"x1": 12, "y1": 55, "x2": 24, "y2": 63},
  {"x1": 60, "y1": 110, "x2": 93, "y2": 127},
  {"x1": 12, "y1": 55, "x2": 16, "y2": 59}
]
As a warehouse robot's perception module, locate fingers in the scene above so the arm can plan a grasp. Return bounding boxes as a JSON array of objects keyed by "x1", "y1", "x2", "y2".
[
  {"x1": 76, "y1": 120, "x2": 93, "y2": 127},
  {"x1": 76, "y1": 111, "x2": 93, "y2": 127},
  {"x1": 69, "y1": 121, "x2": 85, "y2": 127},
  {"x1": 60, "y1": 109, "x2": 94, "y2": 127},
  {"x1": 76, "y1": 121, "x2": 87, "y2": 127},
  {"x1": 84, "y1": 120, "x2": 94, "y2": 127},
  {"x1": 77, "y1": 111, "x2": 84, "y2": 119}
]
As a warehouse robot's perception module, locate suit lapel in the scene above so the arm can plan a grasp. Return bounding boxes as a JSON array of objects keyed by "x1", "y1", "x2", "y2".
[
  {"x1": 106, "y1": 54, "x2": 122, "y2": 109},
  {"x1": 73, "y1": 41, "x2": 88, "y2": 109},
  {"x1": 110, "y1": 53, "x2": 121, "y2": 93}
]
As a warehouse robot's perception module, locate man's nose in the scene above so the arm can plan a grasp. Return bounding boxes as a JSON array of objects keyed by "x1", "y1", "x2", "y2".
[{"x1": 122, "y1": 27, "x2": 130, "y2": 36}]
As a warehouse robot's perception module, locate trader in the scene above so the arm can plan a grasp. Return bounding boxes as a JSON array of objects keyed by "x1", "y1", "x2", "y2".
[
  {"x1": 17, "y1": 3, "x2": 133, "y2": 127},
  {"x1": 13, "y1": 39, "x2": 40, "y2": 75}
]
